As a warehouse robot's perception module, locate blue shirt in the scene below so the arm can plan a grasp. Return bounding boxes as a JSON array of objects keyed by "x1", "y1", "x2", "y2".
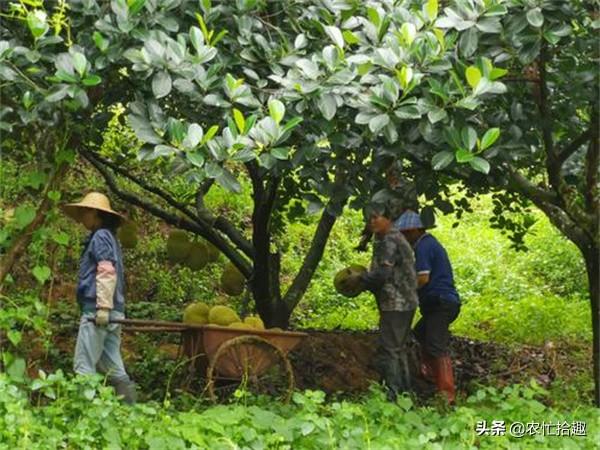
[
  {"x1": 414, "y1": 233, "x2": 459, "y2": 304},
  {"x1": 77, "y1": 228, "x2": 125, "y2": 313}
]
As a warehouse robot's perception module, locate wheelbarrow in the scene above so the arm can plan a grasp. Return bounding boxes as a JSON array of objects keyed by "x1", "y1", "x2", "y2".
[{"x1": 100, "y1": 317, "x2": 307, "y2": 402}]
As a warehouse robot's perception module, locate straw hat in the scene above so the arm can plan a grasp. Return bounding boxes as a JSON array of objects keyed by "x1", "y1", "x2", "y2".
[{"x1": 61, "y1": 192, "x2": 126, "y2": 223}]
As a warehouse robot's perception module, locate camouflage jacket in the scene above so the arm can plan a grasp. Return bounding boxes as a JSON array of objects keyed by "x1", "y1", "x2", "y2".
[{"x1": 369, "y1": 229, "x2": 418, "y2": 312}]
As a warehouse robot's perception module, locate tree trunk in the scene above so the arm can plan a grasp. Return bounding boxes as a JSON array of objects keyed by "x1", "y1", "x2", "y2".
[{"x1": 582, "y1": 244, "x2": 600, "y2": 407}]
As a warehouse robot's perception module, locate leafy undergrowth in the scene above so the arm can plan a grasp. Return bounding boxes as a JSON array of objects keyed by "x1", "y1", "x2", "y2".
[{"x1": 1, "y1": 373, "x2": 598, "y2": 450}]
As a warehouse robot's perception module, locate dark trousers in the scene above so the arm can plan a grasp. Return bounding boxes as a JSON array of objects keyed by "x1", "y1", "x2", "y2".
[
  {"x1": 376, "y1": 309, "x2": 416, "y2": 395},
  {"x1": 413, "y1": 297, "x2": 460, "y2": 358}
]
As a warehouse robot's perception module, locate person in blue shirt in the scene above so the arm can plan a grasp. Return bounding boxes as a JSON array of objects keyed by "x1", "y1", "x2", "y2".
[
  {"x1": 395, "y1": 211, "x2": 460, "y2": 404},
  {"x1": 62, "y1": 192, "x2": 137, "y2": 404}
]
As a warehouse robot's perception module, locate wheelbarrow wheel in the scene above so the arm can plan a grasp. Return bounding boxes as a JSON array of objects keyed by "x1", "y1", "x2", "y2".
[{"x1": 206, "y1": 335, "x2": 294, "y2": 403}]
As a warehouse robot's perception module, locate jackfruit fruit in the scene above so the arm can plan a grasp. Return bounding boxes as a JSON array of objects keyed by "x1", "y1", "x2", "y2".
[
  {"x1": 228, "y1": 322, "x2": 254, "y2": 330},
  {"x1": 208, "y1": 305, "x2": 240, "y2": 326},
  {"x1": 183, "y1": 302, "x2": 210, "y2": 324},
  {"x1": 184, "y1": 242, "x2": 209, "y2": 271},
  {"x1": 244, "y1": 316, "x2": 265, "y2": 330},
  {"x1": 118, "y1": 222, "x2": 138, "y2": 249},
  {"x1": 334, "y1": 264, "x2": 367, "y2": 298},
  {"x1": 167, "y1": 230, "x2": 190, "y2": 263},
  {"x1": 205, "y1": 242, "x2": 220, "y2": 263},
  {"x1": 220, "y1": 263, "x2": 245, "y2": 296}
]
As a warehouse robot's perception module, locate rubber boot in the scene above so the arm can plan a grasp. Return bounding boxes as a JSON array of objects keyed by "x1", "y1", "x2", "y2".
[
  {"x1": 433, "y1": 356, "x2": 456, "y2": 404},
  {"x1": 112, "y1": 379, "x2": 138, "y2": 405},
  {"x1": 419, "y1": 350, "x2": 435, "y2": 383}
]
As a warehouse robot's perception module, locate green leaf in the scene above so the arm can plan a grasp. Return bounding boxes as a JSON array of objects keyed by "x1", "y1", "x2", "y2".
[
  {"x1": 281, "y1": 116, "x2": 303, "y2": 135},
  {"x1": 82, "y1": 75, "x2": 101, "y2": 86},
  {"x1": 489, "y1": 67, "x2": 508, "y2": 80},
  {"x1": 152, "y1": 71, "x2": 172, "y2": 98},
  {"x1": 233, "y1": 108, "x2": 245, "y2": 134},
  {"x1": 465, "y1": 66, "x2": 481, "y2": 89},
  {"x1": 462, "y1": 127, "x2": 477, "y2": 150},
  {"x1": 425, "y1": 0, "x2": 438, "y2": 21},
  {"x1": 52, "y1": 231, "x2": 69, "y2": 246},
  {"x1": 93, "y1": 32, "x2": 109, "y2": 52},
  {"x1": 127, "y1": 0, "x2": 146, "y2": 15},
  {"x1": 318, "y1": 94, "x2": 336, "y2": 121},
  {"x1": 367, "y1": 7, "x2": 380, "y2": 27},
  {"x1": 72, "y1": 52, "x2": 87, "y2": 77},
  {"x1": 400, "y1": 22, "x2": 416, "y2": 46},
  {"x1": 469, "y1": 156, "x2": 490, "y2": 174},
  {"x1": 14, "y1": 205, "x2": 36, "y2": 229},
  {"x1": 7, "y1": 358, "x2": 26, "y2": 381},
  {"x1": 7, "y1": 330, "x2": 22, "y2": 346},
  {"x1": 459, "y1": 27, "x2": 478, "y2": 57},
  {"x1": 46, "y1": 84, "x2": 70, "y2": 102},
  {"x1": 27, "y1": 10, "x2": 49, "y2": 39},
  {"x1": 202, "y1": 125, "x2": 219, "y2": 144},
  {"x1": 186, "y1": 151, "x2": 204, "y2": 168},
  {"x1": 216, "y1": 169, "x2": 241, "y2": 193},
  {"x1": 268, "y1": 99, "x2": 285, "y2": 124},
  {"x1": 183, "y1": 123, "x2": 203, "y2": 149},
  {"x1": 480, "y1": 128, "x2": 500, "y2": 150},
  {"x1": 32, "y1": 265, "x2": 51, "y2": 284},
  {"x1": 431, "y1": 151, "x2": 454, "y2": 170},
  {"x1": 427, "y1": 108, "x2": 447, "y2": 124},
  {"x1": 369, "y1": 114, "x2": 390, "y2": 133},
  {"x1": 455, "y1": 148, "x2": 474, "y2": 163},
  {"x1": 342, "y1": 30, "x2": 359, "y2": 45},
  {"x1": 271, "y1": 147, "x2": 290, "y2": 160},
  {"x1": 189, "y1": 26, "x2": 204, "y2": 52},
  {"x1": 526, "y1": 8, "x2": 544, "y2": 28},
  {"x1": 324, "y1": 25, "x2": 344, "y2": 48}
]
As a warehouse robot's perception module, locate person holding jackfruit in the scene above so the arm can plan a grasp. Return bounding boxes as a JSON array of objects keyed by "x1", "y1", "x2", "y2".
[{"x1": 359, "y1": 204, "x2": 418, "y2": 401}]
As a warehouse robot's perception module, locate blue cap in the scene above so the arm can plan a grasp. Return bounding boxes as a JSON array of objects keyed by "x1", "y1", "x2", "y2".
[{"x1": 394, "y1": 211, "x2": 424, "y2": 231}]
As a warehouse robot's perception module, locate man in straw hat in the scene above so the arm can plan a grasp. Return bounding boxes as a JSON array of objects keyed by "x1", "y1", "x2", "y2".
[
  {"x1": 394, "y1": 210, "x2": 460, "y2": 404},
  {"x1": 62, "y1": 192, "x2": 137, "y2": 404}
]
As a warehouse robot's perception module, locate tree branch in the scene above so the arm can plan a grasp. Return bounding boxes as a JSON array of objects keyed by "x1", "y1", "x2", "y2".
[
  {"x1": 283, "y1": 201, "x2": 341, "y2": 311},
  {"x1": 84, "y1": 150, "x2": 201, "y2": 224},
  {"x1": 558, "y1": 128, "x2": 593, "y2": 165},
  {"x1": 83, "y1": 152, "x2": 252, "y2": 277}
]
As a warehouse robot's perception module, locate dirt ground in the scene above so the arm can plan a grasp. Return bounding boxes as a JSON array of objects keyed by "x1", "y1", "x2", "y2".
[{"x1": 288, "y1": 330, "x2": 568, "y2": 397}]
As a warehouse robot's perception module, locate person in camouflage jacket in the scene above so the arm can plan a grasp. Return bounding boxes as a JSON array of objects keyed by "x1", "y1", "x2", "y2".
[{"x1": 359, "y1": 206, "x2": 418, "y2": 400}]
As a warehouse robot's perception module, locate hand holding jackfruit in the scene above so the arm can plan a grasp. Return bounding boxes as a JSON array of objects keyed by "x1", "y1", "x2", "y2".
[
  {"x1": 117, "y1": 222, "x2": 138, "y2": 249},
  {"x1": 208, "y1": 305, "x2": 241, "y2": 326},
  {"x1": 334, "y1": 264, "x2": 367, "y2": 298},
  {"x1": 220, "y1": 263, "x2": 245, "y2": 296},
  {"x1": 167, "y1": 230, "x2": 191, "y2": 263},
  {"x1": 183, "y1": 302, "x2": 210, "y2": 324}
]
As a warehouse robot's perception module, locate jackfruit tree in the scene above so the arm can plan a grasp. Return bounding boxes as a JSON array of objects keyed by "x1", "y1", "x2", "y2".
[{"x1": 1, "y1": 0, "x2": 598, "y2": 404}]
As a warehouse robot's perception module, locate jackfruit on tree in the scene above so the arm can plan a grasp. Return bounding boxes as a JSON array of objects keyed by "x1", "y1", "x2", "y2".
[
  {"x1": 220, "y1": 262, "x2": 245, "y2": 296},
  {"x1": 183, "y1": 302, "x2": 210, "y2": 324},
  {"x1": 204, "y1": 242, "x2": 220, "y2": 263},
  {"x1": 334, "y1": 264, "x2": 367, "y2": 298},
  {"x1": 118, "y1": 222, "x2": 138, "y2": 249},
  {"x1": 184, "y1": 241, "x2": 209, "y2": 271},
  {"x1": 166, "y1": 230, "x2": 191, "y2": 263},
  {"x1": 208, "y1": 305, "x2": 241, "y2": 326}
]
